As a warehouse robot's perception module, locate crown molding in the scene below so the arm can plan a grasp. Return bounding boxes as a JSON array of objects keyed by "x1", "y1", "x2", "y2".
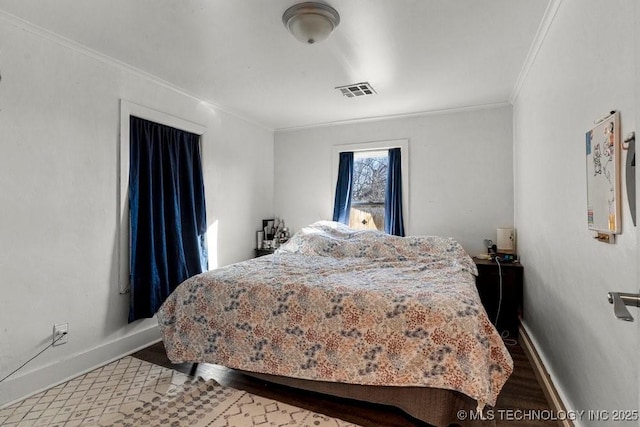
[
  {"x1": 509, "y1": 0, "x2": 564, "y2": 103},
  {"x1": 275, "y1": 101, "x2": 512, "y2": 133},
  {"x1": 0, "y1": 9, "x2": 273, "y2": 132},
  {"x1": 0, "y1": 5, "x2": 553, "y2": 134}
]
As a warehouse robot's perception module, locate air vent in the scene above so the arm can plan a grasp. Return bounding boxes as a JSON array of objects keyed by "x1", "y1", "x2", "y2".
[{"x1": 335, "y1": 82, "x2": 376, "y2": 98}]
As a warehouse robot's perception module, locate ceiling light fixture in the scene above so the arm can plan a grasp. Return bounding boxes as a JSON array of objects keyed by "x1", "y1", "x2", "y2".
[{"x1": 282, "y1": 2, "x2": 340, "y2": 45}]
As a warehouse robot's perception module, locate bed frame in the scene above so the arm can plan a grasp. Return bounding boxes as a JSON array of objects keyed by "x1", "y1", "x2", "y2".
[
  {"x1": 190, "y1": 362, "x2": 487, "y2": 427},
  {"x1": 244, "y1": 371, "x2": 486, "y2": 427}
]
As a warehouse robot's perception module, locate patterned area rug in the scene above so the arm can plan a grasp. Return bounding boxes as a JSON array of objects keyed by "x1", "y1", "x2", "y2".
[{"x1": 0, "y1": 356, "x2": 360, "y2": 426}]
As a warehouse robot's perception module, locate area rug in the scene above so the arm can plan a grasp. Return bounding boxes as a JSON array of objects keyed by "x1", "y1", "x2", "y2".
[{"x1": 0, "y1": 356, "x2": 360, "y2": 426}]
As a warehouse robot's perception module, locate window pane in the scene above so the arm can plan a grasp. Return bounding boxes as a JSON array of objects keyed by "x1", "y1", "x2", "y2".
[
  {"x1": 350, "y1": 154, "x2": 388, "y2": 231},
  {"x1": 352, "y1": 155, "x2": 388, "y2": 204}
]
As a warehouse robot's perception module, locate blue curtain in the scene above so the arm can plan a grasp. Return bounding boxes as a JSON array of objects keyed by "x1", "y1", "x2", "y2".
[
  {"x1": 385, "y1": 147, "x2": 405, "y2": 236},
  {"x1": 332, "y1": 151, "x2": 354, "y2": 224},
  {"x1": 128, "y1": 116, "x2": 208, "y2": 322}
]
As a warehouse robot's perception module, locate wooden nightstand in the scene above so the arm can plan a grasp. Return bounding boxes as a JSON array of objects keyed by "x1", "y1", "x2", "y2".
[
  {"x1": 254, "y1": 248, "x2": 275, "y2": 258},
  {"x1": 473, "y1": 257, "x2": 523, "y2": 339}
]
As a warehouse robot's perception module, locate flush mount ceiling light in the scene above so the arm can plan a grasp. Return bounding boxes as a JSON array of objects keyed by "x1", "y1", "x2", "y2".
[{"x1": 282, "y1": 2, "x2": 340, "y2": 44}]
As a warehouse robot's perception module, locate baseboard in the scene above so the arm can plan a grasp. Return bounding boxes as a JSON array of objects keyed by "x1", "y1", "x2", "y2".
[
  {"x1": 518, "y1": 324, "x2": 576, "y2": 427},
  {"x1": 0, "y1": 324, "x2": 161, "y2": 408}
]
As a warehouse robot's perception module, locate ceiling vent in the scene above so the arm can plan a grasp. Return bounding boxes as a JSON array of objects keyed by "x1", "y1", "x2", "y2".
[{"x1": 336, "y1": 82, "x2": 376, "y2": 98}]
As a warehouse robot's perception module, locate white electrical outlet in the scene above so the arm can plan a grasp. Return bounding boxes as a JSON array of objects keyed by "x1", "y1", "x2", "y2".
[{"x1": 53, "y1": 323, "x2": 68, "y2": 346}]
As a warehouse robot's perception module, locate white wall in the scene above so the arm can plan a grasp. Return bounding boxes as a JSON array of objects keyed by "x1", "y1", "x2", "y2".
[
  {"x1": 513, "y1": 0, "x2": 638, "y2": 423},
  {"x1": 274, "y1": 105, "x2": 514, "y2": 256},
  {"x1": 0, "y1": 15, "x2": 273, "y2": 406}
]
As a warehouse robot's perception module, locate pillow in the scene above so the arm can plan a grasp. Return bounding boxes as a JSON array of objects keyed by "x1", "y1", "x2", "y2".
[{"x1": 276, "y1": 222, "x2": 477, "y2": 274}]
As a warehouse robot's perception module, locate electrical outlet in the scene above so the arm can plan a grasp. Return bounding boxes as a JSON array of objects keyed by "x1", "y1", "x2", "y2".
[{"x1": 53, "y1": 323, "x2": 68, "y2": 346}]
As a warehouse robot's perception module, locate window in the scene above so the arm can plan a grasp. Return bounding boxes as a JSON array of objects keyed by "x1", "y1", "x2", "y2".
[
  {"x1": 118, "y1": 100, "x2": 207, "y2": 296},
  {"x1": 331, "y1": 139, "x2": 409, "y2": 234},
  {"x1": 350, "y1": 150, "x2": 388, "y2": 231}
]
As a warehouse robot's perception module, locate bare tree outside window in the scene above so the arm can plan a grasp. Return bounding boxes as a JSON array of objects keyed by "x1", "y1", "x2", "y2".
[{"x1": 349, "y1": 153, "x2": 388, "y2": 231}]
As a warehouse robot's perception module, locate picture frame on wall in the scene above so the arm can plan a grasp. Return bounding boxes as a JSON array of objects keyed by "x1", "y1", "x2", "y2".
[{"x1": 586, "y1": 111, "x2": 621, "y2": 234}]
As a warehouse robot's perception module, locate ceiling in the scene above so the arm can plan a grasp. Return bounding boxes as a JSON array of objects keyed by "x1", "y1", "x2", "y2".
[{"x1": 0, "y1": 0, "x2": 550, "y2": 130}]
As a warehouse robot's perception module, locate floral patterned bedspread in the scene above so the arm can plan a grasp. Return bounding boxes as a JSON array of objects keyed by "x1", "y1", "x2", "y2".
[{"x1": 157, "y1": 221, "x2": 513, "y2": 407}]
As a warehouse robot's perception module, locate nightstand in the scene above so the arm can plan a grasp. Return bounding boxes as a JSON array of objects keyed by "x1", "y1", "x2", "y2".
[
  {"x1": 473, "y1": 258, "x2": 523, "y2": 339},
  {"x1": 254, "y1": 248, "x2": 275, "y2": 257}
]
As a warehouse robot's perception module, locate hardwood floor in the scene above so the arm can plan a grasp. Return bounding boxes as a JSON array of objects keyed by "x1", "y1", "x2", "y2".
[{"x1": 131, "y1": 338, "x2": 557, "y2": 427}]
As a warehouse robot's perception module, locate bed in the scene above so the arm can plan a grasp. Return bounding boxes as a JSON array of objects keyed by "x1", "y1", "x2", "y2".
[{"x1": 157, "y1": 221, "x2": 513, "y2": 426}]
